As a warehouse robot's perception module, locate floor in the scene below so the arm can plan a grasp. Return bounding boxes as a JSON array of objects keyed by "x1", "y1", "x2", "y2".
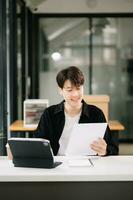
[{"x1": 119, "y1": 143, "x2": 133, "y2": 155}]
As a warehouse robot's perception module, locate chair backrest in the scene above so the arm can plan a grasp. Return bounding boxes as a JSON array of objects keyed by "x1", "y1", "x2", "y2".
[{"x1": 83, "y1": 95, "x2": 110, "y2": 121}]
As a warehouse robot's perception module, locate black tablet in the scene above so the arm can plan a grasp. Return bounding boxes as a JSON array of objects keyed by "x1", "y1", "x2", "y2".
[{"x1": 8, "y1": 138, "x2": 62, "y2": 168}]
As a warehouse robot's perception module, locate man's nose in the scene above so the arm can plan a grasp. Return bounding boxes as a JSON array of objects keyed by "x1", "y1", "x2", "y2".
[{"x1": 72, "y1": 90, "x2": 79, "y2": 96}]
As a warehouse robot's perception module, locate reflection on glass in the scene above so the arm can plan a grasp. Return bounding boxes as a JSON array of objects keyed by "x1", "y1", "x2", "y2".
[
  {"x1": 92, "y1": 18, "x2": 133, "y2": 139},
  {"x1": 38, "y1": 17, "x2": 133, "y2": 140},
  {"x1": 39, "y1": 18, "x2": 90, "y2": 105}
]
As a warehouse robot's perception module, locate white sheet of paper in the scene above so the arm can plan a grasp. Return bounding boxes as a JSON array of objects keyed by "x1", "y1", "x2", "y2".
[
  {"x1": 68, "y1": 158, "x2": 92, "y2": 167},
  {"x1": 65, "y1": 123, "x2": 107, "y2": 156}
]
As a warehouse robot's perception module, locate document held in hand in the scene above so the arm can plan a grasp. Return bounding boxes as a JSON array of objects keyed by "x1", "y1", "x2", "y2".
[{"x1": 65, "y1": 123, "x2": 107, "y2": 156}]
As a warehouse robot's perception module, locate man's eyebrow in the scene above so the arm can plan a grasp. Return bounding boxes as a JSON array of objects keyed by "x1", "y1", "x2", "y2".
[{"x1": 64, "y1": 86, "x2": 72, "y2": 89}]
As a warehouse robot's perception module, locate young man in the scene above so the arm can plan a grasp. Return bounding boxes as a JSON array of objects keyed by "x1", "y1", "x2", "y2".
[{"x1": 35, "y1": 66, "x2": 118, "y2": 156}]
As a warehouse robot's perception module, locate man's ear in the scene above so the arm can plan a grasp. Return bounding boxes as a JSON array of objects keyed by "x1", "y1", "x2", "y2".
[{"x1": 58, "y1": 87, "x2": 63, "y2": 95}]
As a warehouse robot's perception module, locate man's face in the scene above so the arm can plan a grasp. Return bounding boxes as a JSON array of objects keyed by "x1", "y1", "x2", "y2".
[{"x1": 59, "y1": 80, "x2": 83, "y2": 108}]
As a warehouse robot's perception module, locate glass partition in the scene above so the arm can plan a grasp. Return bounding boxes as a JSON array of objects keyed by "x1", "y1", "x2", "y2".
[
  {"x1": 38, "y1": 16, "x2": 133, "y2": 141},
  {"x1": 39, "y1": 18, "x2": 90, "y2": 105},
  {"x1": 92, "y1": 17, "x2": 133, "y2": 140}
]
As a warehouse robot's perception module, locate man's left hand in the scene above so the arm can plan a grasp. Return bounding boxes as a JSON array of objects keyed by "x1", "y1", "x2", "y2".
[{"x1": 90, "y1": 138, "x2": 107, "y2": 156}]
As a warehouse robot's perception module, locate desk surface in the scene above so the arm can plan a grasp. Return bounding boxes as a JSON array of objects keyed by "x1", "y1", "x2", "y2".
[
  {"x1": 0, "y1": 156, "x2": 133, "y2": 182},
  {"x1": 9, "y1": 120, "x2": 125, "y2": 132}
]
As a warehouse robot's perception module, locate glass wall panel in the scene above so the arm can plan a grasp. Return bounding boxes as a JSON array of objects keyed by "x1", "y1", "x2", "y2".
[
  {"x1": 92, "y1": 17, "x2": 133, "y2": 140},
  {"x1": 38, "y1": 16, "x2": 133, "y2": 141},
  {"x1": 7, "y1": 0, "x2": 26, "y2": 139},
  {"x1": 39, "y1": 18, "x2": 90, "y2": 105}
]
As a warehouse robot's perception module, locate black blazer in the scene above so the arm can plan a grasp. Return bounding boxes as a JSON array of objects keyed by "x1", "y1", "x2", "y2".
[{"x1": 35, "y1": 100, "x2": 118, "y2": 155}]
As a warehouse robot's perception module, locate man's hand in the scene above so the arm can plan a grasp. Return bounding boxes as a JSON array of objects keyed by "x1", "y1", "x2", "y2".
[{"x1": 90, "y1": 138, "x2": 107, "y2": 156}]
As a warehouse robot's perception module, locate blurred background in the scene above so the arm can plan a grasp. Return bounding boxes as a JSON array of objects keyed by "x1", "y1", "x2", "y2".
[{"x1": 1, "y1": 0, "x2": 133, "y2": 154}]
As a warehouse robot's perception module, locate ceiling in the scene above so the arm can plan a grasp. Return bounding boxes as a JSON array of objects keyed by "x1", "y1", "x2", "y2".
[{"x1": 24, "y1": 0, "x2": 133, "y2": 13}]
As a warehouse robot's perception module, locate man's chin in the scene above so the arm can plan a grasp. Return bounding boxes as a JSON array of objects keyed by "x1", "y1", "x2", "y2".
[{"x1": 70, "y1": 101, "x2": 82, "y2": 107}]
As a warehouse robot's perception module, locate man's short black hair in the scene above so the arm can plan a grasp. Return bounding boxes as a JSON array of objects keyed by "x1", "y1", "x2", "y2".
[{"x1": 56, "y1": 66, "x2": 84, "y2": 88}]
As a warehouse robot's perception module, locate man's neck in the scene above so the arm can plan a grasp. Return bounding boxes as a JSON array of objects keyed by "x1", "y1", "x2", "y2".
[{"x1": 64, "y1": 103, "x2": 82, "y2": 117}]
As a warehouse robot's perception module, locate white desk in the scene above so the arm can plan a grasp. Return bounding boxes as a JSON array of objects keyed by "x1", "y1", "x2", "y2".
[
  {"x1": 0, "y1": 156, "x2": 133, "y2": 200},
  {"x1": 0, "y1": 156, "x2": 133, "y2": 182}
]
